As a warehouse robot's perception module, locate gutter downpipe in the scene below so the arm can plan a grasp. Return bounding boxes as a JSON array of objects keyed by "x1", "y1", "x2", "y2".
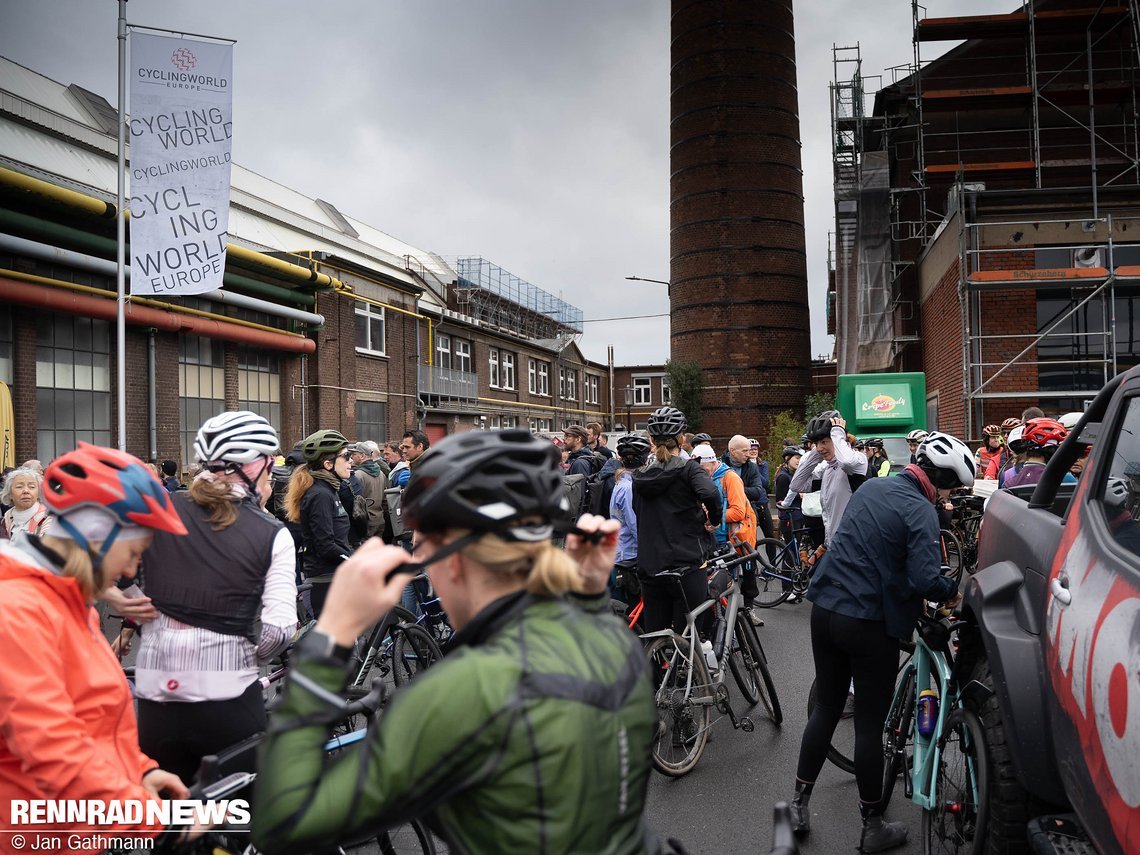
[
  {"x1": 116, "y1": 0, "x2": 127, "y2": 450},
  {"x1": 608, "y1": 344, "x2": 615, "y2": 431},
  {"x1": 0, "y1": 207, "x2": 318, "y2": 307},
  {"x1": 0, "y1": 233, "x2": 325, "y2": 326},
  {"x1": 148, "y1": 328, "x2": 157, "y2": 461}
]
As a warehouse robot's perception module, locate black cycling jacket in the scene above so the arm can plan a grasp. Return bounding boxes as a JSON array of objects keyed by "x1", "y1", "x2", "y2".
[
  {"x1": 631, "y1": 455, "x2": 721, "y2": 574},
  {"x1": 299, "y1": 479, "x2": 351, "y2": 578}
]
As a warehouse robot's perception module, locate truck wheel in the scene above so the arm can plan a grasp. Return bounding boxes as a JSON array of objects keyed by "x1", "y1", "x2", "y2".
[{"x1": 970, "y1": 657, "x2": 1051, "y2": 855}]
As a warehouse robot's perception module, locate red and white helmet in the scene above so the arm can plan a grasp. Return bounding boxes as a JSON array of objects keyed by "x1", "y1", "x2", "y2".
[{"x1": 1022, "y1": 418, "x2": 1067, "y2": 450}]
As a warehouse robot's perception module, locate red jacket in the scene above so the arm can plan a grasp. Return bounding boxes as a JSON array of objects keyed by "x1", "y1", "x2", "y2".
[{"x1": 0, "y1": 549, "x2": 164, "y2": 853}]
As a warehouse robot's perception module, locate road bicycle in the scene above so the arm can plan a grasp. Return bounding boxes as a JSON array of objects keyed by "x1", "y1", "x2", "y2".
[
  {"x1": 753, "y1": 526, "x2": 817, "y2": 608},
  {"x1": 343, "y1": 605, "x2": 443, "y2": 723},
  {"x1": 948, "y1": 493, "x2": 985, "y2": 576},
  {"x1": 938, "y1": 528, "x2": 965, "y2": 583},
  {"x1": 642, "y1": 543, "x2": 782, "y2": 777},
  {"x1": 880, "y1": 612, "x2": 992, "y2": 854}
]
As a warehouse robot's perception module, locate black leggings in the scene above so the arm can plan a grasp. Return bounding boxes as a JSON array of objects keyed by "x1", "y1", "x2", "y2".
[
  {"x1": 640, "y1": 567, "x2": 711, "y2": 638},
  {"x1": 137, "y1": 679, "x2": 266, "y2": 785},
  {"x1": 796, "y1": 604, "x2": 900, "y2": 805}
]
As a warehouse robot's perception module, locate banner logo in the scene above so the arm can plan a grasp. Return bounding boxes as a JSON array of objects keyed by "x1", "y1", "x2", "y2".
[
  {"x1": 171, "y1": 48, "x2": 197, "y2": 70},
  {"x1": 862, "y1": 394, "x2": 905, "y2": 413}
]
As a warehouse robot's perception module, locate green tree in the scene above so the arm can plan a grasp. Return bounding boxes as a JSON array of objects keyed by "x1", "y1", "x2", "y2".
[
  {"x1": 764, "y1": 410, "x2": 805, "y2": 490},
  {"x1": 665, "y1": 359, "x2": 704, "y2": 432},
  {"x1": 804, "y1": 391, "x2": 837, "y2": 421}
]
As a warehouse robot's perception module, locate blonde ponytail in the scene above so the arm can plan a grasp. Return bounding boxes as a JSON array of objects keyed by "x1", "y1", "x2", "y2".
[
  {"x1": 654, "y1": 435, "x2": 680, "y2": 464},
  {"x1": 39, "y1": 535, "x2": 101, "y2": 600},
  {"x1": 285, "y1": 466, "x2": 314, "y2": 523},
  {"x1": 448, "y1": 530, "x2": 585, "y2": 597}
]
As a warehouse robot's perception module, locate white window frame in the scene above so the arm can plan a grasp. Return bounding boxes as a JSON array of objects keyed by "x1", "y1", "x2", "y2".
[
  {"x1": 661, "y1": 376, "x2": 671, "y2": 405},
  {"x1": 355, "y1": 301, "x2": 386, "y2": 356},
  {"x1": 454, "y1": 339, "x2": 471, "y2": 373},
  {"x1": 633, "y1": 376, "x2": 652, "y2": 406},
  {"x1": 489, "y1": 349, "x2": 499, "y2": 387},
  {"x1": 501, "y1": 352, "x2": 515, "y2": 390},
  {"x1": 538, "y1": 362, "x2": 549, "y2": 396},
  {"x1": 586, "y1": 375, "x2": 599, "y2": 405},
  {"x1": 436, "y1": 333, "x2": 451, "y2": 370},
  {"x1": 528, "y1": 359, "x2": 538, "y2": 394}
]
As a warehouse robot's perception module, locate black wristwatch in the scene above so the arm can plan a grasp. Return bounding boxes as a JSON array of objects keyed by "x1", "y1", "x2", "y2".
[{"x1": 305, "y1": 628, "x2": 354, "y2": 663}]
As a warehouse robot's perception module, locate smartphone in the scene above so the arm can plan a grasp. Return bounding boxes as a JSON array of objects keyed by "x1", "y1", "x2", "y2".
[{"x1": 120, "y1": 583, "x2": 145, "y2": 599}]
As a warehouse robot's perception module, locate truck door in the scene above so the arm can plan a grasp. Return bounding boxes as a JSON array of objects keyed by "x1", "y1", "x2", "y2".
[{"x1": 1044, "y1": 381, "x2": 1140, "y2": 855}]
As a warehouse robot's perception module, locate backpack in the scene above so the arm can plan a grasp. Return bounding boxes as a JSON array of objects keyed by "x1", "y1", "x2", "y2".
[
  {"x1": 558, "y1": 474, "x2": 587, "y2": 535},
  {"x1": 384, "y1": 486, "x2": 408, "y2": 541},
  {"x1": 584, "y1": 469, "x2": 615, "y2": 517}
]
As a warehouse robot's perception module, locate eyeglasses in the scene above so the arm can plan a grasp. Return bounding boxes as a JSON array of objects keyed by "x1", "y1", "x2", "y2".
[{"x1": 338, "y1": 451, "x2": 353, "y2": 460}]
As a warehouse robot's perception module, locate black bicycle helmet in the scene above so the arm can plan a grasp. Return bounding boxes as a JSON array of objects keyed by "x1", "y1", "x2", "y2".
[
  {"x1": 402, "y1": 429, "x2": 564, "y2": 542},
  {"x1": 616, "y1": 433, "x2": 652, "y2": 463},
  {"x1": 647, "y1": 406, "x2": 687, "y2": 439},
  {"x1": 805, "y1": 410, "x2": 841, "y2": 442},
  {"x1": 300, "y1": 429, "x2": 349, "y2": 464},
  {"x1": 692, "y1": 432, "x2": 712, "y2": 445},
  {"x1": 865, "y1": 437, "x2": 885, "y2": 450},
  {"x1": 782, "y1": 446, "x2": 802, "y2": 460}
]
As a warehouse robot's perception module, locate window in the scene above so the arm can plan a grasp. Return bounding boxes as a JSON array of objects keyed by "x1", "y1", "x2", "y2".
[
  {"x1": 489, "y1": 349, "x2": 499, "y2": 387},
  {"x1": 586, "y1": 375, "x2": 600, "y2": 405},
  {"x1": 528, "y1": 360, "x2": 538, "y2": 394},
  {"x1": 529, "y1": 359, "x2": 550, "y2": 396},
  {"x1": 560, "y1": 367, "x2": 577, "y2": 401},
  {"x1": 1098, "y1": 396, "x2": 1140, "y2": 556},
  {"x1": 355, "y1": 301, "x2": 386, "y2": 355},
  {"x1": 236, "y1": 345, "x2": 281, "y2": 435},
  {"x1": 661, "y1": 376, "x2": 671, "y2": 405},
  {"x1": 454, "y1": 339, "x2": 471, "y2": 373},
  {"x1": 435, "y1": 334, "x2": 451, "y2": 370},
  {"x1": 36, "y1": 315, "x2": 112, "y2": 460},
  {"x1": 501, "y1": 352, "x2": 515, "y2": 389},
  {"x1": 0, "y1": 306, "x2": 12, "y2": 385},
  {"x1": 490, "y1": 415, "x2": 518, "y2": 429},
  {"x1": 356, "y1": 400, "x2": 388, "y2": 442},
  {"x1": 633, "y1": 376, "x2": 652, "y2": 405},
  {"x1": 178, "y1": 335, "x2": 225, "y2": 465}
]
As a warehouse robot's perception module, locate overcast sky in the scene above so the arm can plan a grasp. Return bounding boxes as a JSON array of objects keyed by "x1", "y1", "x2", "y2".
[{"x1": 2, "y1": 0, "x2": 1002, "y2": 365}]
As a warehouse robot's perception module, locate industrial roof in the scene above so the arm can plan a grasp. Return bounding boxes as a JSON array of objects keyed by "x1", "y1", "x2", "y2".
[{"x1": 0, "y1": 56, "x2": 453, "y2": 291}]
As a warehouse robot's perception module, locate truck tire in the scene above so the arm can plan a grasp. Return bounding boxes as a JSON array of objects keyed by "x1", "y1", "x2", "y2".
[{"x1": 970, "y1": 657, "x2": 1052, "y2": 855}]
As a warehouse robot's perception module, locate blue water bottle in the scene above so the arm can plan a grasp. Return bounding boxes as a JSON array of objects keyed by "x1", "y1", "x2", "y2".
[{"x1": 917, "y1": 689, "x2": 940, "y2": 738}]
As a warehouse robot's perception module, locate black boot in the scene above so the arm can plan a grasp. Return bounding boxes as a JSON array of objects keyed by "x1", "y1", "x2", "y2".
[
  {"x1": 858, "y1": 801, "x2": 907, "y2": 853},
  {"x1": 789, "y1": 780, "x2": 812, "y2": 836}
]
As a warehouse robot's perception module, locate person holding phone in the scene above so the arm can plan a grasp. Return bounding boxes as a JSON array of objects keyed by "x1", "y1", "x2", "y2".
[{"x1": 252, "y1": 429, "x2": 657, "y2": 855}]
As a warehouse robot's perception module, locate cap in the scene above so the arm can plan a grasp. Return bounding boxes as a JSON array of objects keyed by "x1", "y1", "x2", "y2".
[
  {"x1": 347, "y1": 442, "x2": 370, "y2": 454},
  {"x1": 691, "y1": 444, "x2": 717, "y2": 463},
  {"x1": 564, "y1": 425, "x2": 589, "y2": 441}
]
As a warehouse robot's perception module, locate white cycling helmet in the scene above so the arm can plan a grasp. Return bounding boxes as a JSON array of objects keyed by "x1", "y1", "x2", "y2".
[
  {"x1": 906, "y1": 429, "x2": 929, "y2": 443},
  {"x1": 1058, "y1": 412, "x2": 1083, "y2": 430},
  {"x1": 916, "y1": 431, "x2": 977, "y2": 489},
  {"x1": 194, "y1": 410, "x2": 279, "y2": 466},
  {"x1": 1105, "y1": 477, "x2": 1131, "y2": 507}
]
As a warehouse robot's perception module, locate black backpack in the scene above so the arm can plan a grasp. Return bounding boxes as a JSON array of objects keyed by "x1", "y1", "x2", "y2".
[{"x1": 584, "y1": 469, "x2": 615, "y2": 517}]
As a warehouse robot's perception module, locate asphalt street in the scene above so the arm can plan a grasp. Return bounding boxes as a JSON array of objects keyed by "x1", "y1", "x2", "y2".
[{"x1": 644, "y1": 600, "x2": 929, "y2": 855}]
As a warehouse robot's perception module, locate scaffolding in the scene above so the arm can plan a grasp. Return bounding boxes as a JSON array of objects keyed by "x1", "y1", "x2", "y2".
[
  {"x1": 832, "y1": 0, "x2": 1140, "y2": 436},
  {"x1": 453, "y1": 257, "x2": 583, "y2": 341}
]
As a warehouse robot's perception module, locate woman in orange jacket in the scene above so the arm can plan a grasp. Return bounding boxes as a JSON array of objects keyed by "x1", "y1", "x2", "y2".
[{"x1": 0, "y1": 444, "x2": 190, "y2": 854}]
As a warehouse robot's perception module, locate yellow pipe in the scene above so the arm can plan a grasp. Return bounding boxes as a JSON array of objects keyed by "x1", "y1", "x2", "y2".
[
  {"x1": 0, "y1": 268, "x2": 307, "y2": 338},
  {"x1": 328, "y1": 276, "x2": 433, "y2": 368},
  {"x1": 0, "y1": 167, "x2": 341, "y2": 290},
  {"x1": 0, "y1": 166, "x2": 114, "y2": 218}
]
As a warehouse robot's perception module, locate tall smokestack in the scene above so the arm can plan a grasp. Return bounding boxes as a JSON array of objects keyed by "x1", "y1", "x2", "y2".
[{"x1": 670, "y1": 0, "x2": 812, "y2": 443}]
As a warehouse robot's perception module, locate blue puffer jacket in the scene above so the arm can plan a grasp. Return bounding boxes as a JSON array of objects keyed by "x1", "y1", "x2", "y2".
[{"x1": 807, "y1": 471, "x2": 956, "y2": 640}]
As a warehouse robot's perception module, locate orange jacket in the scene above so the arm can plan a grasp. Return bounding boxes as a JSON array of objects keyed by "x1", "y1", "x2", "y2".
[
  {"x1": 720, "y1": 467, "x2": 757, "y2": 548},
  {"x1": 0, "y1": 549, "x2": 164, "y2": 853}
]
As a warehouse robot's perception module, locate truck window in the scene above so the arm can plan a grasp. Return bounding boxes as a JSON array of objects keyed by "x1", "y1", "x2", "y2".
[{"x1": 1099, "y1": 395, "x2": 1140, "y2": 556}]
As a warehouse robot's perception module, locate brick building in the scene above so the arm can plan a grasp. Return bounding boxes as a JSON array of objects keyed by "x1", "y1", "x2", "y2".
[
  {"x1": 831, "y1": 2, "x2": 1140, "y2": 440},
  {"x1": 0, "y1": 56, "x2": 618, "y2": 471}
]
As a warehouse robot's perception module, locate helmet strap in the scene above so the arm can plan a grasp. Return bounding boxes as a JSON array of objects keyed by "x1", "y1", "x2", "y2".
[
  {"x1": 53, "y1": 516, "x2": 122, "y2": 581},
  {"x1": 394, "y1": 530, "x2": 484, "y2": 580}
]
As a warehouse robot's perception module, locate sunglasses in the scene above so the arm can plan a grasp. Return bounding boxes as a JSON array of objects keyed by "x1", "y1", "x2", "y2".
[{"x1": 338, "y1": 451, "x2": 353, "y2": 460}]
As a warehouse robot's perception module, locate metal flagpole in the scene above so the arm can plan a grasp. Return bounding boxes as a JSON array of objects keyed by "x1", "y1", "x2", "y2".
[{"x1": 115, "y1": 0, "x2": 128, "y2": 450}]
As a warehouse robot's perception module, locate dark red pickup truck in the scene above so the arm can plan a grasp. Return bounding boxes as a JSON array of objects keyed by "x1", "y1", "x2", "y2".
[{"x1": 965, "y1": 369, "x2": 1140, "y2": 854}]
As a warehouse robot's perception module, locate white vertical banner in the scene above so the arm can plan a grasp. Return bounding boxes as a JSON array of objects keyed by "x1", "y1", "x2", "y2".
[{"x1": 129, "y1": 32, "x2": 232, "y2": 296}]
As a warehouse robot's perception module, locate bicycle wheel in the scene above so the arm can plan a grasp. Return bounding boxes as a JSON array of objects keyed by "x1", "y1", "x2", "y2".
[
  {"x1": 806, "y1": 677, "x2": 856, "y2": 775},
  {"x1": 391, "y1": 623, "x2": 444, "y2": 686},
  {"x1": 922, "y1": 707, "x2": 988, "y2": 855},
  {"x1": 645, "y1": 635, "x2": 712, "y2": 777},
  {"x1": 754, "y1": 539, "x2": 794, "y2": 608},
  {"x1": 939, "y1": 529, "x2": 964, "y2": 583},
  {"x1": 737, "y1": 618, "x2": 782, "y2": 725},
  {"x1": 373, "y1": 818, "x2": 438, "y2": 855},
  {"x1": 881, "y1": 666, "x2": 916, "y2": 812},
  {"x1": 728, "y1": 621, "x2": 761, "y2": 706}
]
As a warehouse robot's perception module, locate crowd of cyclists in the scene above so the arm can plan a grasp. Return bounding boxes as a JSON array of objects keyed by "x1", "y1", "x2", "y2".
[{"x1": 0, "y1": 399, "x2": 1088, "y2": 854}]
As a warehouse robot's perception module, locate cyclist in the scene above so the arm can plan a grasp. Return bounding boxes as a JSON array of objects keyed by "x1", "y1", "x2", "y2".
[
  {"x1": 631, "y1": 407, "x2": 722, "y2": 636},
  {"x1": 251, "y1": 429, "x2": 657, "y2": 854},
  {"x1": 1002, "y1": 417, "x2": 1076, "y2": 490},
  {"x1": 865, "y1": 438, "x2": 890, "y2": 478},
  {"x1": 975, "y1": 424, "x2": 1003, "y2": 474},
  {"x1": 774, "y1": 446, "x2": 803, "y2": 544},
  {"x1": 905, "y1": 429, "x2": 927, "y2": 465},
  {"x1": 286, "y1": 429, "x2": 353, "y2": 617},
  {"x1": 786, "y1": 411, "x2": 866, "y2": 546},
  {"x1": 983, "y1": 418, "x2": 1022, "y2": 480},
  {"x1": 611, "y1": 433, "x2": 651, "y2": 565},
  {"x1": 0, "y1": 444, "x2": 191, "y2": 849},
  {"x1": 134, "y1": 411, "x2": 298, "y2": 784},
  {"x1": 787, "y1": 432, "x2": 973, "y2": 852}
]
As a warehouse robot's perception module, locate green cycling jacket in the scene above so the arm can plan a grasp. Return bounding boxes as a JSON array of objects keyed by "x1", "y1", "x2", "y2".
[{"x1": 251, "y1": 590, "x2": 657, "y2": 855}]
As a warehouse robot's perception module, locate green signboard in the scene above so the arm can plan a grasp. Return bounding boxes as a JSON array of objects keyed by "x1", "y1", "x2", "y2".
[{"x1": 855, "y1": 383, "x2": 915, "y2": 423}]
